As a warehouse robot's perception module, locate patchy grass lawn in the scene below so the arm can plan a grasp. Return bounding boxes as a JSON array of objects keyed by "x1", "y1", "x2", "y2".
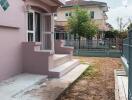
[{"x1": 57, "y1": 57, "x2": 123, "y2": 100}]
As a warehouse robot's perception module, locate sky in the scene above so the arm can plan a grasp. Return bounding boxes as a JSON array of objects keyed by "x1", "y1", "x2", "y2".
[{"x1": 64, "y1": 0, "x2": 132, "y2": 29}]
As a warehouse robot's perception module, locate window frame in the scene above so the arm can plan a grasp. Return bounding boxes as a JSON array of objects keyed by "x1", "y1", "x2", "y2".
[
  {"x1": 90, "y1": 11, "x2": 95, "y2": 19},
  {"x1": 65, "y1": 12, "x2": 69, "y2": 17}
]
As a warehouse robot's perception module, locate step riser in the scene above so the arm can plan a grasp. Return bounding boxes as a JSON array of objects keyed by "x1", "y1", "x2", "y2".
[
  {"x1": 49, "y1": 60, "x2": 80, "y2": 78},
  {"x1": 54, "y1": 55, "x2": 71, "y2": 68}
]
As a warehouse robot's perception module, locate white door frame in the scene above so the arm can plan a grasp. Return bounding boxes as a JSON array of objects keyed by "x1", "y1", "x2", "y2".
[
  {"x1": 27, "y1": 10, "x2": 36, "y2": 42},
  {"x1": 27, "y1": 10, "x2": 54, "y2": 51}
]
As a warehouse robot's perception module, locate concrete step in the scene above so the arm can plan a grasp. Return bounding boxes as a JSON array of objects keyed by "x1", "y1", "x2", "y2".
[
  {"x1": 0, "y1": 74, "x2": 47, "y2": 99},
  {"x1": 49, "y1": 59, "x2": 80, "y2": 78},
  {"x1": 53, "y1": 54, "x2": 71, "y2": 68}
]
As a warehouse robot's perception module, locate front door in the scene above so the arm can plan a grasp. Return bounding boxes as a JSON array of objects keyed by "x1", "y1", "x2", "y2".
[
  {"x1": 27, "y1": 11, "x2": 54, "y2": 50},
  {"x1": 27, "y1": 11, "x2": 41, "y2": 42},
  {"x1": 41, "y1": 13, "x2": 54, "y2": 50}
]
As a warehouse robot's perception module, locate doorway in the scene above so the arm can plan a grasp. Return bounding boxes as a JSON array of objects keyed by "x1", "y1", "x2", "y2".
[{"x1": 27, "y1": 10, "x2": 54, "y2": 50}]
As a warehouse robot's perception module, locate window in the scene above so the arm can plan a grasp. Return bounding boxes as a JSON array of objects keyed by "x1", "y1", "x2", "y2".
[
  {"x1": 54, "y1": 13, "x2": 57, "y2": 17},
  {"x1": 35, "y1": 12, "x2": 41, "y2": 42},
  {"x1": 27, "y1": 12, "x2": 35, "y2": 42},
  {"x1": 28, "y1": 33, "x2": 34, "y2": 42},
  {"x1": 65, "y1": 13, "x2": 68, "y2": 17},
  {"x1": 28, "y1": 12, "x2": 34, "y2": 31},
  {"x1": 90, "y1": 11, "x2": 94, "y2": 19},
  {"x1": 65, "y1": 12, "x2": 72, "y2": 17},
  {"x1": 69, "y1": 12, "x2": 72, "y2": 16},
  {"x1": 0, "y1": 0, "x2": 9, "y2": 11}
]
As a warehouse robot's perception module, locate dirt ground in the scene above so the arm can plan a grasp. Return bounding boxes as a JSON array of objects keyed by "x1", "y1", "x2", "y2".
[{"x1": 57, "y1": 57, "x2": 123, "y2": 100}]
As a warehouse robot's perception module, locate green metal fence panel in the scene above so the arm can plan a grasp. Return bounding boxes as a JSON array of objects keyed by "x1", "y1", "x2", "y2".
[
  {"x1": 128, "y1": 29, "x2": 132, "y2": 100},
  {"x1": 64, "y1": 39, "x2": 122, "y2": 57},
  {"x1": 123, "y1": 38, "x2": 129, "y2": 61}
]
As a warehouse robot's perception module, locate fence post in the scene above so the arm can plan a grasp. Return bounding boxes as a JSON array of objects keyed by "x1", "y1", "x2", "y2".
[{"x1": 128, "y1": 29, "x2": 132, "y2": 100}]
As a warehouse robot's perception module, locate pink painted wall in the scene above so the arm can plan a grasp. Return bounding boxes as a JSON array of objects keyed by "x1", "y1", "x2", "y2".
[
  {"x1": 55, "y1": 40, "x2": 74, "y2": 55},
  {"x1": 0, "y1": 0, "x2": 26, "y2": 81},
  {"x1": 0, "y1": 0, "x2": 61, "y2": 81},
  {"x1": 22, "y1": 42, "x2": 54, "y2": 75}
]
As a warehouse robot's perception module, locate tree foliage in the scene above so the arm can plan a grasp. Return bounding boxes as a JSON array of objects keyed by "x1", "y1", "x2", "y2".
[
  {"x1": 128, "y1": 23, "x2": 132, "y2": 30},
  {"x1": 104, "y1": 30, "x2": 119, "y2": 38},
  {"x1": 104, "y1": 30, "x2": 128, "y2": 39},
  {"x1": 68, "y1": 6, "x2": 98, "y2": 39}
]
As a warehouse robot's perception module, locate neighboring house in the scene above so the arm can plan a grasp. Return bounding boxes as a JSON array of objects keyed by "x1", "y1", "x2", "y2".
[
  {"x1": 0, "y1": 0, "x2": 80, "y2": 81},
  {"x1": 54, "y1": 0, "x2": 108, "y2": 40}
]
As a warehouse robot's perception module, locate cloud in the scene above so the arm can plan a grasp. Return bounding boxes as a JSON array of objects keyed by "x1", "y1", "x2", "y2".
[
  {"x1": 107, "y1": 4, "x2": 132, "y2": 29},
  {"x1": 122, "y1": 0, "x2": 128, "y2": 7}
]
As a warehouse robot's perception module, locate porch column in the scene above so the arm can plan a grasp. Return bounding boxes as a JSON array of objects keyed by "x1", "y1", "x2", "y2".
[{"x1": 51, "y1": 13, "x2": 55, "y2": 51}]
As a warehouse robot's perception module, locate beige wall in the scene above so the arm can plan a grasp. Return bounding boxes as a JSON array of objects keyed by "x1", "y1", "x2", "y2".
[{"x1": 55, "y1": 6, "x2": 107, "y2": 31}]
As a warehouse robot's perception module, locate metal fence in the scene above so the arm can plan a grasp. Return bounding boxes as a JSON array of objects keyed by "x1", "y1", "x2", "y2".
[
  {"x1": 64, "y1": 39, "x2": 122, "y2": 57},
  {"x1": 123, "y1": 29, "x2": 132, "y2": 100},
  {"x1": 123, "y1": 38, "x2": 129, "y2": 61},
  {"x1": 65, "y1": 39, "x2": 122, "y2": 50},
  {"x1": 127, "y1": 29, "x2": 132, "y2": 100}
]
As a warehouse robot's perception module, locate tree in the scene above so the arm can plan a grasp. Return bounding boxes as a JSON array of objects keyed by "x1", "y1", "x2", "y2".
[
  {"x1": 68, "y1": 6, "x2": 98, "y2": 48},
  {"x1": 104, "y1": 30, "x2": 119, "y2": 38},
  {"x1": 128, "y1": 23, "x2": 132, "y2": 30},
  {"x1": 117, "y1": 17, "x2": 124, "y2": 32},
  {"x1": 116, "y1": 17, "x2": 131, "y2": 39}
]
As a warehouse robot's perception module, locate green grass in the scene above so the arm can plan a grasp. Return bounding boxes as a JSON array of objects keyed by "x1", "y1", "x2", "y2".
[{"x1": 81, "y1": 65, "x2": 98, "y2": 78}]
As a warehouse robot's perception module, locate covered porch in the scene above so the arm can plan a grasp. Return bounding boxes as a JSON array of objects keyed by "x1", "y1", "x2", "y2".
[{"x1": 22, "y1": 0, "x2": 78, "y2": 78}]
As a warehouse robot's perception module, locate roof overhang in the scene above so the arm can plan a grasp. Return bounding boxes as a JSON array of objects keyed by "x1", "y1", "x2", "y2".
[
  {"x1": 23, "y1": 0, "x2": 63, "y2": 7},
  {"x1": 40, "y1": 0, "x2": 63, "y2": 7},
  {"x1": 23, "y1": 0, "x2": 63, "y2": 12}
]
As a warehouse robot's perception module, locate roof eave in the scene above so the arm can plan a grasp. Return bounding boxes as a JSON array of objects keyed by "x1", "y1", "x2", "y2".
[{"x1": 52, "y1": 0, "x2": 64, "y2": 6}]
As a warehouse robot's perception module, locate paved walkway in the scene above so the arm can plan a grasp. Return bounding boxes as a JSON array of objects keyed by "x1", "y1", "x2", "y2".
[
  {"x1": 0, "y1": 74, "x2": 47, "y2": 100},
  {"x1": 21, "y1": 64, "x2": 88, "y2": 100},
  {"x1": 0, "y1": 64, "x2": 88, "y2": 100}
]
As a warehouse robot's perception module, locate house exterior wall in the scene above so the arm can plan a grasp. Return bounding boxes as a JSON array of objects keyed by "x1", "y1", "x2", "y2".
[
  {"x1": 0, "y1": 0, "x2": 61, "y2": 81},
  {"x1": 22, "y1": 42, "x2": 54, "y2": 75},
  {"x1": 0, "y1": 0, "x2": 26, "y2": 81},
  {"x1": 56, "y1": 6, "x2": 105, "y2": 21}
]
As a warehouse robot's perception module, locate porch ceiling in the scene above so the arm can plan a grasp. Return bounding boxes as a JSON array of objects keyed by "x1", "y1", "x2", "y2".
[{"x1": 40, "y1": 0, "x2": 63, "y2": 7}]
